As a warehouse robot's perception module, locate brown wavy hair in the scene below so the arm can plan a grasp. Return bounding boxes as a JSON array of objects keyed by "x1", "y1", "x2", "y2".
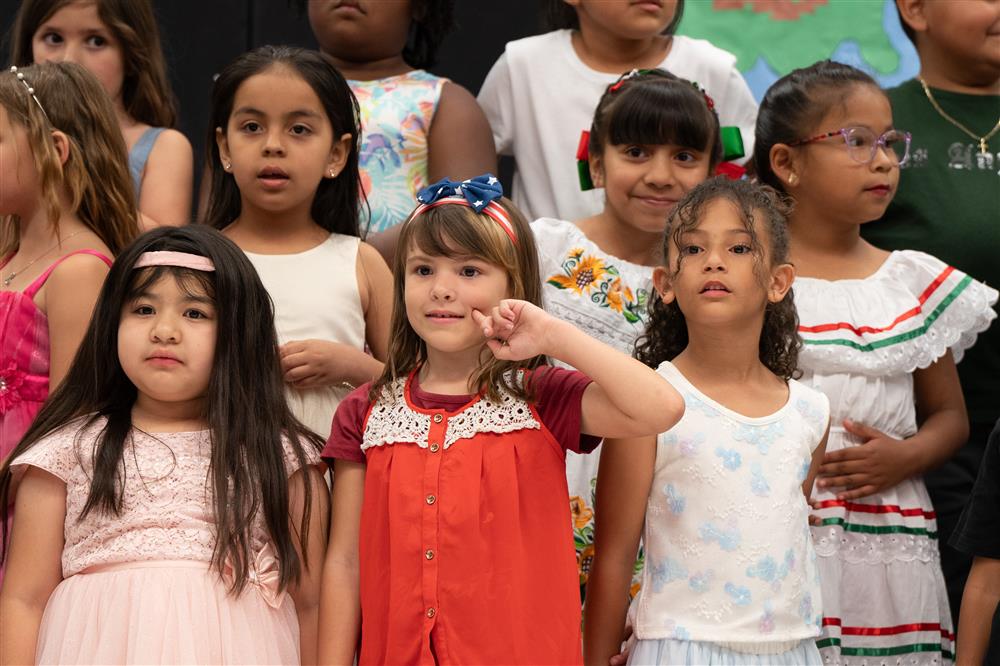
[
  {"x1": 635, "y1": 177, "x2": 801, "y2": 380},
  {"x1": 370, "y1": 197, "x2": 544, "y2": 403},
  {"x1": 10, "y1": 0, "x2": 178, "y2": 127},
  {"x1": 0, "y1": 62, "x2": 139, "y2": 256}
]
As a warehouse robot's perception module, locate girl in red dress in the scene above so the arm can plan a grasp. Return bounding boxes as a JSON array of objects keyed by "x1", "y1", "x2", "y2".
[{"x1": 318, "y1": 174, "x2": 685, "y2": 665}]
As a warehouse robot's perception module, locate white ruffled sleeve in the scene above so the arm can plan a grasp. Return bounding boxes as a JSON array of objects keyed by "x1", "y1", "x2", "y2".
[{"x1": 796, "y1": 250, "x2": 998, "y2": 376}]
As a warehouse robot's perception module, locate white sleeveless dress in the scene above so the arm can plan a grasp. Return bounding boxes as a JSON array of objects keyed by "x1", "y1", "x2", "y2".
[{"x1": 246, "y1": 234, "x2": 366, "y2": 438}]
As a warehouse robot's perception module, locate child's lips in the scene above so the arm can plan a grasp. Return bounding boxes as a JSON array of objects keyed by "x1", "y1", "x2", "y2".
[
  {"x1": 864, "y1": 184, "x2": 892, "y2": 196},
  {"x1": 426, "y1": 310, "x2": 464, "y2": 323}
]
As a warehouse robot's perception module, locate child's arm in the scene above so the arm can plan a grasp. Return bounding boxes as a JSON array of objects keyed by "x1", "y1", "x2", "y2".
[
  {"x1": 0, "y1": 469, "x2": 66, "y2": 665},
  {"x1": 803, "y1": 422, "x2": 830, "y2": 499},
  {"x1": 317, "y1": 460, "x2": 365, "y2": 666},
  {"x1": 137, "y1": 129, "x2": 194, "y2": 228},
  {"x1": 280, "y1": 244, "x2": 392, "y2": 390},
  {"x1": 474, "y1": 300, "x2": 684, "y2": 438},
  {"x1": 583, "y1": 435, "x2": 656, "y2": 666},
  {"x1": 956, "y1": 555, "x2": 1000, "y2": 665},
  {"x1": 817, "y1": 351, "x2": 967, "y2": 500},
  {"x1": 286, "y1": 464, "x2": 331, "y2": 666},
  {"x1": 427, "y1": 82, "x2": 497, "y2": 184},
  {"x1": 44, "y1": 255, "x2": 111, "y2": 388}
]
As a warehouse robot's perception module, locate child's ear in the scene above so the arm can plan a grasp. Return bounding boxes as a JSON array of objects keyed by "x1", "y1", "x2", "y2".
[
  {"x1": 215, "y1": 127, "x2": 232, "y2": 171},
  {"x1": 769, "y1": 143, "x2": 801, "y2": 191},
  {"x1": 896, "y1": 0, "x2": 928, "y2": 35},
  {"x1": 51, "y1": 130, "x2": 70, "y2": 165},
  {"x1": 325, "y1": 132, "x2": 352, "y2": 180},
  {"x1": 768, "y1": 262, "x2": 795, "y2": 304},
  {"x1": 588, "y1": 151, "x2": 604, "y2": 189},
  {"x1": 652, "y1": 265, "x2": 676, "y2": 305}
]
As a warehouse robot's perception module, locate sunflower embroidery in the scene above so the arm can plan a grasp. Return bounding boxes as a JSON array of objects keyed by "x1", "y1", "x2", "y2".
[
  {"x1": 548, "y1": 249, "x2": 649, "y2": 325},
  {"x1": 547, "y1": 249, "x2": 607, "y2": 294}
]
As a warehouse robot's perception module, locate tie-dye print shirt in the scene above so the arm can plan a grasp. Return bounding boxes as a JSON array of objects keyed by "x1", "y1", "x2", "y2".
[
  {"x1": 631, "y1": 361, "x2": 829, "y2": 644},
  {"x1": 351, "y1": 70, "x2": 447, "y2": 234}
]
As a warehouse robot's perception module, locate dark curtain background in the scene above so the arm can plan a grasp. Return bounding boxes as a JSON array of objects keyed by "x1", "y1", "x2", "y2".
[{"x1": 0, "y1": 0, "x2": 539, "y2": 195}]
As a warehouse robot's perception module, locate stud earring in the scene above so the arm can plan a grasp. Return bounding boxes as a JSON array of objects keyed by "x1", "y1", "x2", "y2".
[
  {"x1": 222, "y1": 160, "x2": 232, "y2": 171},
  {"x1": 329, "y1": 170, "x2": 337, "y2": 178},
  {"x1": 788, "y1": 173, "x2": 798, "y2": 186}
]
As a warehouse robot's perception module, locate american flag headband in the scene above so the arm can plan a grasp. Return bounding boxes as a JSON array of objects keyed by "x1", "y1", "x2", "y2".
[{"x1": 411, "y1": 196, "x2": 518, "y2": 246}]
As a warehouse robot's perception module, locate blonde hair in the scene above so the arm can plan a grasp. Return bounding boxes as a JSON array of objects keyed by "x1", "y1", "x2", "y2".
[
  {"x1": 371, "y1": 198, "x2": 544, "y2": 402},
  {"x1": 0, "y1": 62, "x2": 139, "y2": 255},
  {"x1": 10, "y1": 0, "x2": 178, "y2": 127}
]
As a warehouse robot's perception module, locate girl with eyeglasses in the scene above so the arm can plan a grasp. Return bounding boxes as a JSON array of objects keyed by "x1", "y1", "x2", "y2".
[{"x1": 755, "y1": 60, "x2": 997, "y2": 664}]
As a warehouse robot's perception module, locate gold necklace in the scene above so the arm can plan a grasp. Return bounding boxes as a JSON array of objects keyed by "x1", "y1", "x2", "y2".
[
  {"x1": 2, "y1": 230, "x2": 86, "y2": 287},
  {"x1": 918, "y1": 78, "x2": 1000, "y2": 155}
]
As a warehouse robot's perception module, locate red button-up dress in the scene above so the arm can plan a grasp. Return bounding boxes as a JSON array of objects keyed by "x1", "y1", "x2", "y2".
[{"x1": 325, "y1": 367, "x2": 597, "y2": 665}]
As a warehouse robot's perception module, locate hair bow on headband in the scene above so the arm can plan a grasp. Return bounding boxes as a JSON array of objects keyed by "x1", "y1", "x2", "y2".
[
  {"x1": 413, "y1": 174, "x2": 518, "y2": 245},
  {"x1": 416, "y1": 174, "x2": 503, "y2": 212}
]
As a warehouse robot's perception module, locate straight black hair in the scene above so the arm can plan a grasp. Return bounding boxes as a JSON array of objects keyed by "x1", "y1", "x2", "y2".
[
  {"x1": 753, "y1": 60, "x2": 881, "y2": 192},
  {"x1": 203, "y1": 45, "x2": 363, "y2": 237},
  {"x1": 0, "y1": 225, "x2": 323, "y2": 595},
  {"x1": 543, "y1": 0, "x2": 685, "y2": 34},
  {"x1": 589, "y1": 68, "x2": 722, "y2": 169}
]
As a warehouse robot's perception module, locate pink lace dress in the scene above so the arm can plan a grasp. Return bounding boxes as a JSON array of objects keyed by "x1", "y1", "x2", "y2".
[
  {"x1": 0, "y1": 250, "x2": 111, "y2": 463},
  {"x1": 9, "y1": 417, "x2": 321, "y2": 665}
]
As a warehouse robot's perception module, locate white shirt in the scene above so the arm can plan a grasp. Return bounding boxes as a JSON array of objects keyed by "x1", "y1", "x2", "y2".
[
  {"x1": 478, "y1": 30, "x2": 758, "y2": 222},
  {"x1": 632, "y1": 362, "x2": 829, "y2": 643},
  {"x1": 245, "y1": 234, "x2": 365, "y2": 438}
]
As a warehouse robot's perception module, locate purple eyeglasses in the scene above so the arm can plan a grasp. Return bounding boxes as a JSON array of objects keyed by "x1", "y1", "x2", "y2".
[{"x1": 789, "y1": 127, "x2": 911, "y2": 166}]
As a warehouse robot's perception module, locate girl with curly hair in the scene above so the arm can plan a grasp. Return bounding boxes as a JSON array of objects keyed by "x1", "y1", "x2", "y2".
[{"x1": 585, "y1": 177, "x2": 832, "y2": 665}]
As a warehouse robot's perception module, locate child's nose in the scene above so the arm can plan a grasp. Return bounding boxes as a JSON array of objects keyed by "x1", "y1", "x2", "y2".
[
  {"x1": 262, "y1": 129, "x2": 286, "y2": 156},
  {"x1": 430, "y1": 277, "x2": 455, "y2": 300},
  {"x1": 644, "y1": 155, "x2": 677, "y2": 186},
  {"x1": 150, "y1": 316, "x2": 180, "y2": 343}
]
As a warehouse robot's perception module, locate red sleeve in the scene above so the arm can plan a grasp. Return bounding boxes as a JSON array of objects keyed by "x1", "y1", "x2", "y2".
[
  {"x1": 321, "y1": 384, "x2": 372, "y2": 467},
  {"x1": 529, "y1": 366, "x2": 600, "y2": 454}
]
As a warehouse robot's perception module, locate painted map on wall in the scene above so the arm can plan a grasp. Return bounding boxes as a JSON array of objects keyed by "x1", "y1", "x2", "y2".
[{"x1": 678, "y1": 0, "x2": 920, "y2": 101}]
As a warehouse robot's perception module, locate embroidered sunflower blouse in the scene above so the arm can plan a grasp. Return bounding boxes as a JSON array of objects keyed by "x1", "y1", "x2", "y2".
[{"x1": 323, "y1": 367, "x2": 598, "y2": 665}]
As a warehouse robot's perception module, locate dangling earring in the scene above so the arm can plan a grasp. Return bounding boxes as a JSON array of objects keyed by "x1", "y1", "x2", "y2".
[{"x1": 787, "y1": 173, "x2": 798, "y2": 186}]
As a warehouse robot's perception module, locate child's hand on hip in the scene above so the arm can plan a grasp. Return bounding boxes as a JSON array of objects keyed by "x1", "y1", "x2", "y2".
[
  {"x1": 472, "y1": 299, "x2": 560, "y2": 361},
  {"x1": 816, "y1": 419, "x2": 913, "y2": 500}
]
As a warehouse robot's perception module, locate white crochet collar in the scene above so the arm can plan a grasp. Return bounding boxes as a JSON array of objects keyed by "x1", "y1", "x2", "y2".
[{"x1": 361, "y1": 375, "x2": 540, "y2": 452}]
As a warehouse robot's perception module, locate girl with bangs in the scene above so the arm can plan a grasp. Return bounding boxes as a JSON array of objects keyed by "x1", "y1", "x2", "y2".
[
  {"x1": 0, "y1": 225, "x2": 327, "y2": 664},
  {"x1": 318, "y1": 175, "x2": 685, "y2": 665},
  {"x1": 532, "y1": 68, "x2": 721, "y2": 603},
  {"x1": 11, "y1": 0, "x2": 194, "y2": 228}
]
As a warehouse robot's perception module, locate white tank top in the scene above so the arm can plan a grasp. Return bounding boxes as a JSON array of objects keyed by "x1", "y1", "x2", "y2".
[{"x1": 245, "y1": 233, "x2": 365, "y2": 438}]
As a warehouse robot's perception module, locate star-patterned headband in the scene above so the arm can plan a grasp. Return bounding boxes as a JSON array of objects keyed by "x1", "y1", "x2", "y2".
[{"x1": 412, "y1": 174, "x2": 517, "y2": 245}]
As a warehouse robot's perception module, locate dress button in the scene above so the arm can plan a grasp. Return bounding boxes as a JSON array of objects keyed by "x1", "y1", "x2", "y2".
[
  {"x1": 433, "y1": 413, "x2": 443, "y2": 423},
  {"x1": 426, "y1": 607, "x2": 436, "y2": 618},
  {"x1": 425, "y1": 549, "x2": 435, "y2": 560},
  {"x1": 426, "y1": 494, "x2": 436, "y2": 505},
  {"x1": 429, "y1": 443, "x2": 440, "y2": 453}
]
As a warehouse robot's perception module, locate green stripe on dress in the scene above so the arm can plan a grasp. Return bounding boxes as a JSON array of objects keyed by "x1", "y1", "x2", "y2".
[
  {"x1": 802, "y1": 276, "x2": 971, "y2": 351},
  {"x1": 819, "y1": 517, "x2": 937, "y2": 538},
  {"x1": 816, "y1": 638, "x2": 952, "y2": 658}
]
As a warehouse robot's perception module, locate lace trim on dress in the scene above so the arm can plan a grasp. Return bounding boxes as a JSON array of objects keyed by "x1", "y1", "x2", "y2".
[
  {"x1": 361, "y1": 378, "x2": 540, "y2": 452},
  {"x1": 811, "y1": 523, "x2": 940, "y2": 565},
  {"x1": 797, "y1": 251, "x2": 998, "y2": 376}
]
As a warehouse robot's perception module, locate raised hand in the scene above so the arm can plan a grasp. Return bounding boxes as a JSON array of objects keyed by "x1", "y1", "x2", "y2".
[
  {"x1": 471, "y1": 299, "x2": 558, "y2": 361},
  {"x1": 816, "y1": 419, "x2": 913, "y2": 500}
]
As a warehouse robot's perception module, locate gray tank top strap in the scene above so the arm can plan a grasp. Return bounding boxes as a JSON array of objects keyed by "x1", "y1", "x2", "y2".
[{"x1": 128, "y1": 126, "x2": 166, "y2": 192}]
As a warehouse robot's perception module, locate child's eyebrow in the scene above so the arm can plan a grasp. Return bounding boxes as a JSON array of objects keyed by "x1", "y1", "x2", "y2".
[{"x1": 232, "y1": 106, "x2": 323, "y2": 120}]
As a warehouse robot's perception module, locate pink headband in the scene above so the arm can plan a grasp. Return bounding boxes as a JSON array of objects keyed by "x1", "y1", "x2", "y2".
[
  {"x1": 134, "y1": 251, "x2": 216, "y2": 272},
  {"x1": 411, "y1": 197, "x2": 518, "y2": 246}
]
